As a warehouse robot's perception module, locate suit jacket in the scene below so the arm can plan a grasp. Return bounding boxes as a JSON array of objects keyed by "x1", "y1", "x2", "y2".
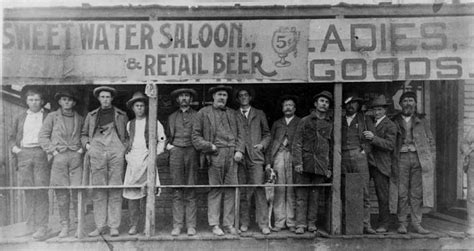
[
  {"x1": 39, "y1": 109, "x2": 84, "y2": 154},
  {"x1": 166, "y1": 108, "x2": 197, "y2": 145},
  {"x1": 265, "y1": 116, "x2": 301, "y2": 166},
  {"x1": 367, "y1": 116, "x2": 397, "y2": 176},
  {"x1": 9, "y1": 109, "x2": 49, "y2": 149},
  {"x1": 342, "y1": 112, "x2": 374, "y2": 154},
  {"x1": 192, "y1": 105, "x2": 244, "y2": 154},
  {"x1": 80, "y1": 106, "x2": 129, "y2": 147},
  {"x1": 237, "y1": 107, "x2": 271, "y2": 164}
]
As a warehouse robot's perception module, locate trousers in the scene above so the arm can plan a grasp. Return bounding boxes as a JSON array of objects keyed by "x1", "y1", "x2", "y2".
[
  {"x1": 398, "y1": 152, "x2": 423, "y2": 225},
  {"x1": 272, "y1": 149, "x2": 295, "y2": 228},
  {"x1": 294, "y1": 172, "x2": 325, "y2": 229}
]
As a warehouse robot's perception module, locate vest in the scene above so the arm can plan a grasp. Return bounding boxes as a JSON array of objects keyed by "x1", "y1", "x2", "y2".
[
  {"x1": 128, "y1": 118, "x2": 149, "y2": 152},
  {"x1": 342, "y1": 119, "x2": 362, "y2": 150}
]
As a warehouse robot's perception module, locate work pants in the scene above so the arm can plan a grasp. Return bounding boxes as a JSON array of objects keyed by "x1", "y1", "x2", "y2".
[
  {"x1": 208, "y1": 147, "x2": 237, "y2": 227},
  {"x1": 369, "y1": 165, "x2": 390, "y2": 228},
  {"x1": 238, "y1": 153, "x2": 268, "y2": 229},
  {"x1": 128, "y1": 198, "x2": 145, "y2": 228},
  {"x1": 169, "y1": 146, "x2": 198, "y2": 229},
  {"x1": 272, "y1": 148, "x2": 295, "y2": 228},
  {"x1": 342, "y1": 149, "x2": 371, "y2": 227},
  {"x1": 294, "y1": 172, "x2": 325, "y2": 229},
  {"x1": 17, "y1": 147, "x2": 50, "y2": 229},
  {"x1": 397, "y1": 152, "x2": 423, "y2": 225}
]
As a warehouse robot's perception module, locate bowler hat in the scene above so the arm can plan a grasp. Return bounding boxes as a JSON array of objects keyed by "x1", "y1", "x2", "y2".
[
  {"x1": 370, "y1": 95, "x2": 390, "y2": 108},
  {"x1": 171, "y1": 88, "x2": 197, "y2": 98},
  {"x1": 54, "y1": 89, "x2": 79, "y2": 102},
  {"x1": 343, "y1": 93, "x2": 364, "y2": 105},
  {"x1": 313, "y1": 91, "x2": 333, "y2": 103},
  {"x1": 93, "y1": 86, "x2": 117, "y2": 98},
  {"x1": 208, "y1": 85, "x2": 232, "y2": 95},
  {"x1": 127, "y1": 92, "x2": 148, "y2": 109},
  {"x1": 399, "y1": 92, "x2": 417, "y2": 103}
]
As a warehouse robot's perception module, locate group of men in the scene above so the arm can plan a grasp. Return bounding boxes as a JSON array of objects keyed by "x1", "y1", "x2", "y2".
[{"x1": 10, "y1": 84, "x2": 435, "y2": 239}]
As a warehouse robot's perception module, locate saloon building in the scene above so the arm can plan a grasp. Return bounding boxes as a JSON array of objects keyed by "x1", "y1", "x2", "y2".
[{"x1": 1, "y1": 2, "x2": 473, "y2": 250}]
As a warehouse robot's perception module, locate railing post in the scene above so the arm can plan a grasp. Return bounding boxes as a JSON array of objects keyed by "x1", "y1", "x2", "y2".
[
  {"x1": 234, "y1": 186, "x2": 240, "y2": 230},
  {"x1": 145, "y1": 83, "x2": 158, "y2": 237},
  {"x1": 331, "y1": 83, "x2": 342, "y2": 235}
]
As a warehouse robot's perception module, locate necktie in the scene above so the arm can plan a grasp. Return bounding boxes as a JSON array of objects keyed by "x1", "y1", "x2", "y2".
[{"x1": 242, "y1": 109, "x2": 248, "y2": 118}]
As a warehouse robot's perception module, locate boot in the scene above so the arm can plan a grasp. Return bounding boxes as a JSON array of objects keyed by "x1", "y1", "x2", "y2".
[{"x1": 58, "y1": 222, "x2": 69, "y2": 238}]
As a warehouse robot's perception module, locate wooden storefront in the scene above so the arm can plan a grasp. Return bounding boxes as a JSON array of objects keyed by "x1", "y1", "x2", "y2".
[{"x1": 1, "y1": 3, "x2": 474, "y2": 237}]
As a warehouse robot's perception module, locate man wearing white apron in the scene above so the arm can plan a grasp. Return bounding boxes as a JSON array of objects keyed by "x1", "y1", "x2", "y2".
[{"x1": 123, "y1": 92, "x2": 166, "y2": 235}]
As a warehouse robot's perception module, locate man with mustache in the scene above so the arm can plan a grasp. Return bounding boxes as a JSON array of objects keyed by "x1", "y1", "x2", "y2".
[
  {"x1": 293, "y1": 91, "x2": 333, "y2": 234},
  {"x1": 341, "y1": 93, "x2": 376, "y2": 234},
  {"x1": 235, "y1": 87, "x2": 271, "y2": 235},
  {"x1": 192, "y1": 85, "x2": 244, "y2": 236},
  {"x1": 392, "y1": 92, "x2": 435, "y2": 234},
  {"x1": 167, "y1": 88, "x2": 199, "y2": 236},
  {"x1": 265, "y1": 95, "x2": 300, "y2": 232}
]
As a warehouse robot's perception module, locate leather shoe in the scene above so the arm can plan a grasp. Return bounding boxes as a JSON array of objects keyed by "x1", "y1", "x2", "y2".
[
  {"x1": 308, "y1": 225, "x2": 318, "y2": 232},
  {"x1": 412, "y1": 224, "x2": 431, "y2": 234},
  {"x1": 212, "y1": 226, "x2": 224, "y2": 236},
  {"x1": 171, "y1": 227, "x2": 181, "y2": 236},
  {"x1": 261, "y1": 227, "x2": 271, "y2": 235},
  {"x1": 32, "y1": 226, "x2": 48, "y2": 239},
  {"x1": 88, "y1": 228, "x2": 105, "y2": 237},
  {"x1": 376, "y1": 226, "x2": 388, "y2": 233},
  {"x1": 272, "y1": 227, "x2": 282, "y2": 232},
  {"x1": 364, "y1": 226, "x2": 376, "y2": 234},
  {"x1": 223, "y1": 226, "x2": 238, "y2": 235},
  {"x1": 397, "y1": 224, "x2": 408, "y2": 234},
  {"x1": 110, "y1": 228, "x2": 119, "y2": 237},
  {"x1": 240, "y1": 225, "x2": 248, "y2": 232},
  {"x1": 128, "y1": 226, "x2": 138, "y2": 235},
  {"x1": 187, "y1": 227, "x2": 196, "y2": 236},
  {"x1": 295, "y1": 227, "x2": 305, "y2": 234},
  {"x1": 289, "y1": 226, "x2": 296, "y2": 232}
]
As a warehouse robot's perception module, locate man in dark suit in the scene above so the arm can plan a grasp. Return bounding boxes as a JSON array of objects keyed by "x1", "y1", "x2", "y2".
[
  {"x1": 265, "y1": 95, "x2": 301, "y2": 232},
  {"x1": 9, "y1": 87, "x2": 50, "y2": 239},
  {"x1": 167, "y1": 88, "x2": 199, "y2": 236},
  {"x1": 363, "y1": 95, "x2": 397, "y2": 233},
  {"x1": 235, "y1": 87, "x2": 271, "y2": 235},
  {"x1": 192, "y1": 85, "x2": 244, "y2": 236}
]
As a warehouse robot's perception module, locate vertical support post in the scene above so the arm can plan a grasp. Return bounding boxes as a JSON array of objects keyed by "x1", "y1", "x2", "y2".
[
  {"x1": 234, "y1": 187, "x2": 240, "y2": 230},
  {"x1": 145, "y1": 83, "x2": 158, "y2": 237},
  {"x1": 331, "y1": 83, "x2": 343, "y2": 235},
  {"x1": 77, "y1": 189, "x2": 84, "y2": 238}
]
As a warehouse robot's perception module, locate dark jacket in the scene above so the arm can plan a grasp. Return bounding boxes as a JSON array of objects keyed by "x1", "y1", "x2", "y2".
[
  {"x1": 38, "y1": 109, "x2": 84, "y2": 154},
  {"x1": 367, "y1": 116, "x2": 397, "y2": 176},
  {"x1": 265, "y1": 116, "x2": 301, "y2": 166},
  {"x1": 293, "y1": 112, "x2": 333, "y2": 175},
  {"x1": 237, "y1": 107, "x2": 271, "y2": 164},
  {"x1": 342, "y1": 112, "x2": 374, "y2": 154},
  {"x1": 9, "y1": 109, "x2": 49, "y2": 149},
  {"x1": 392, "y1": 112, "x2": 435, "y2": 208},
  {"x1": 166, "y1": 108, "x2": 197, "y2": 145},
  {"x1": 192, "y1": 105, "x2": 244, "y2": 154},
  {"x1": 80, "y1": 106, "x2": 128, "y2": 147}
]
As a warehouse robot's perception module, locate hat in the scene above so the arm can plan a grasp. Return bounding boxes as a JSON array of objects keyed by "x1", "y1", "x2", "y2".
[
  {"x1": 313, "y1": 91, "x2": 333, "y2": 102},
  {"x1": 54, "y1": 89, "x2": 79, "y2": 102},
  {"x1": 370, "y1": 95, "x2": 390, "y2": 108},
  {"x1": 93, "y1": 86, "x2": 117, "y2": 98},
  {"x1": 279, "y1": 95, "x2": 299, "y2": 106},
  {"x1": 399, "y1": 92, "x2": 417, "y2": 103},
  {"x1": 343, "y1": 93, "x2": 364, "y2": 105},
  {"x1": 171, "y1": 88, "x2": 197, "y2": 98},
  {"x1": 208, "y1": 85, "x2": 232, "y2": 95},
  {"x1": 126, "y1": 92, "x2": 148, "y2": 109}
]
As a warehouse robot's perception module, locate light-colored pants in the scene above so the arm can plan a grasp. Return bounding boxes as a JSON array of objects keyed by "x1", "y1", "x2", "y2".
[
  {"x1": 272, "y1": 149, "x2": 295, "y2": 228},
  {"x1": 397, "y1": 152, "x2": 423, "y2": 225}
]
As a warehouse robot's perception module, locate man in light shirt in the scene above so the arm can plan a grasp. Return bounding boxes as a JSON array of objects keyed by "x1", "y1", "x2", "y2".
[
  {"x1": 265, "y1": 95, "x2": 300, "y2": 232},
  {"x1": 9, "y1": 87, "x2": 50, "y2": 239},
  {"x1": 362, "y1": 95, "x2": 397, "y2": 233}
]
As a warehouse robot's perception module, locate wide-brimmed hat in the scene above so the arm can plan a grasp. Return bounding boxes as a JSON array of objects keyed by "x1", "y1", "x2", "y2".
[
  {"x1": 343, "y1": 93, "x2": 364, "y2": 105},
  {"x1": 171, "y1": 88, "x2": 197, "y2": 98},
  {"x1": 313, "y1": 91, "x2": 333, "y2": 103},
  {"x1": 54, "y1": 89, "x2": 79, "y2": 102},
  {"x1": 399, "y1": 91, "x2": 417, "y2": 103},
  {"x1": 93, "y1": 86, "x2": 117, "y2": 98},
  {"x1": 208, "y1": 85, "x2": 232, "y2": 95},
  {"x1": 126, "y1": 92, "x2": 148, "y2": 109},
  {"x1": 370, "y1": 95, "x2": 390, "y2": 108},
  {"x1": 279, "y1": 95, "x2": 299, "y2": 106}
]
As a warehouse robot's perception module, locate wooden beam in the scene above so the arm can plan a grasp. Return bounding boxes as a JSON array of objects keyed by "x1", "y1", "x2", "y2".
[
  {"x1": 144, "y1": 83, "x2": 158, "y2": 237},
  {"x1": 331, "y1": 83, "x2": 342, "y2": 235},
  {"x1": 457, "y1": 80, "x2": 466, "y2": 200}
]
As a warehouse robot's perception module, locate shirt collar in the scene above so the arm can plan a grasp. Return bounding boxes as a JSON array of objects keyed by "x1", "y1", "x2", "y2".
[
  {"x1": 180, "y1": 107, "x2": 190, "y2": 113},
  {"x1": 376, "y1": 115, "x2": 386, "y2": 124},
  {"x1": 401, "y1": 114, "x2": 412, "y2": 122},
  {"x1": 346, "y1": 113, "x2": 356, "y2": 120},
  {"x1": 240, "y1": 107, "x2": 251, "y2": 113},
  {"x1": 285, "y1": 116, "x2": 294, "y2": 124},
  {"x1": 27, "y1": 108, "x2": 44, "y2": 115}
]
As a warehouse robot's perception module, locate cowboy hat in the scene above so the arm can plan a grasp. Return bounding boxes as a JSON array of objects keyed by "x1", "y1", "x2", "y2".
[
  {"x1": 126, "y1": 92, "x2": 148, "y2": 109},
  {"x1": 93, "y1": 86, "x2": 117, "y2": 98},
  {"x1": 170, "y1": 88, "x2": 197, "y2": 98},
  {"x1": 208, "y1": 85, "x2": 232, "y2": 95},
  {"x1": 343, "y1": 93, "x2": 364, "y2": 105}
]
